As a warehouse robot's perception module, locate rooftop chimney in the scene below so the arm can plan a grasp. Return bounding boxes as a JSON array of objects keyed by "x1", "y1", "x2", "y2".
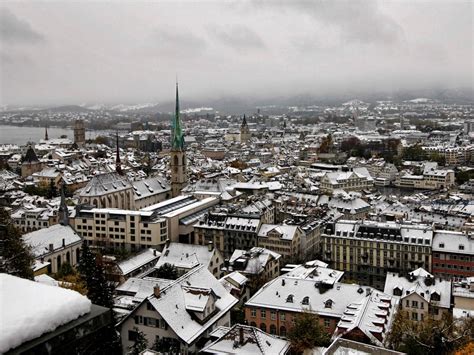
[
  {"x1": 208, "y1": 240, "x2": 214, "y2": 252},
  {"x1": 49, "y1": 243, "x2": 54, "y2": 252},
  {"x1": 153, "y1": 285, "x2": 161, "y2": 298},
  {"x1": 62, "y1": 238, "x2": 65, "y2": 247},
  {"x1": 165, "y1": 238, "x2": 170, "y2": 248}
]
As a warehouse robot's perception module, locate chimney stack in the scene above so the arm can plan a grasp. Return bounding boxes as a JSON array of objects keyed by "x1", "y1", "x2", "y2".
[
  {"x1": 153, "y1": 285, "x2": 161, "y2": 298},
  {"x1": 208, "y1": 240, "x2": 214, "y2": 252},
  {"x1": 165, "y1": 238, "x2": 170, "y2": 248},
  {"x1": 62, "y1": 238, "x2": 65, "y2": 247},
  {"x1": 49, "y1": 243, "x2": 54, "y2": 252}
]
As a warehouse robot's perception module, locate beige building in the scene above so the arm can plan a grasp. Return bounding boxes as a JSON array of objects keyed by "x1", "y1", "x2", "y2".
[
  {"x1": 322, "y1": 220, "x2": 433, "y2": 290},
  {"x1": 74, "y1": 207, "x2": 168, "y2": 252},
  {"x1": 119, "y1": 265, "x2": 237, "y2": 354},
  {"x1": 258, "y1": 224, "x2": 302, "y2": 263},
  {"x1": 384, "y1": 268, "x2": 452, "y2": 322},
  {"x1": 22, "y1": 224, "x2": 82, "y2": 274},
  {"x1": 319, "y1": 168, "x2": 374, "y2": 193},
  {"x1": 142, "y1": 195, "x2": 219, "y2": 244}
]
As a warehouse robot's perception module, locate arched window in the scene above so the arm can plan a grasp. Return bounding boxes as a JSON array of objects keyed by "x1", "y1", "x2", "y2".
[
  {"x1": 269, "y1": 324, "x2": 276, "y2": 335},
  {"x1": 280, "y1": 326, "x2": 287, "y2": 337},
  {"x1": 182, "y1": 156, "x2": 186, "y2": 166},
  {"x1": 250, "y1": 321, "x2": 256, "y2": 327},
  {"x1": 173, "y1": 155, "x2": 179, "y2": 166},
  {"x1": 66, "y1": 251, "x2": 70, "y2": 264},
  {"x1": 57, "y1": 255, "x2": 62, "y2": 271},
  {"x1": 47, "y1": 259, "x2": 52, "y2": 274},
  {"x1": 76, "y1": 248, "x2": 81, "y2": 264},
  {"x1": 92, "y1": 198, "x2": 98, "y2": 206},
  {"x1": 260, "y1": 323, "x2": 266, "y2": 332},
  {"x1": 302, "y1": 296, "x2": 310, "y2": 305}
]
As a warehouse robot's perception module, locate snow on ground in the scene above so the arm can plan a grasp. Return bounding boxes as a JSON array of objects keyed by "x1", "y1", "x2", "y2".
[{"x1": 0, "y1": 274, "x2": 91, "y2": 353}]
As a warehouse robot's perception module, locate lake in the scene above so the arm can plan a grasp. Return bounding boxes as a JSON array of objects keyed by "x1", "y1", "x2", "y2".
[{"x1": 0, "y1": 125, "x2": 109, "y2": 145}]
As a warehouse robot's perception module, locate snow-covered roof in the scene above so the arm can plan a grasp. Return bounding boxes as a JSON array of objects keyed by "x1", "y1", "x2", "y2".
[
  {"x1": 336, "y1": 290, "x2": 399, "y2": 347},
  {"x1": 22, "y1": 224, "x2": 82, "y2": 258},
  {"x1": 384, "y1": 268, "x2": 451, "y2": 309},
  {"x1": 432, "y1": 230, "x2": 473, "y2": 254},
  {"x1": 145, "y1": 265, "x2": 238, "y2": 344},
  {"x1": 0, "y1": 274, "x2": 91, "y2": 353},
  {"x1": 118, "y1": 248, "x2": 160, "y2": 275},
  {"x1": 155, "y1": 242, "x2": 217, "y2": 270},
  {"x1": 258, "y1": 224, "x2": 299, "y2": 241},
  {"x1": 201, "y1": 324, "x2": 290, "y2": 354},
  {"x1": 246, "y1": 277, "x2": 377, "y2": 318}
]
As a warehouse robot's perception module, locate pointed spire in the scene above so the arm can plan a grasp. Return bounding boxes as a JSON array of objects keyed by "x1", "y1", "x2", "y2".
[
  {"x1": 58, "y1": 182, "x2": 69, "y2": 226},
  {"x1": 242, "y1": 114, "x2": 248, "y2": 127},
  {"x1": 44, "y1": 125, "x2": 49, "y2": 141},
  {"x1": 115, "y1": 132, "x2": 122, "y2": 175},
  {"x1": 171, "y1": 81, "x2": 184, "y2": 151}
]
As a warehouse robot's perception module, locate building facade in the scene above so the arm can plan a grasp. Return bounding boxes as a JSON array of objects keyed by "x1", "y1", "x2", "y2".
[{"x1": 322, "y1": 220, "x2": 433, "y2": 289}]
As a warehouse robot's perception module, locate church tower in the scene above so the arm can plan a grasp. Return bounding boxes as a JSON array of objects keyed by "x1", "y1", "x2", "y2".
[
  {"x1": 240, "y1": 114, "x2": 251, "y2": 143},
  {"x1": 170, "y1": 82, "x2": 187, "y2": 197},
  {"x1": 74, "y1": 119, "x2": 86, "y2": 147}
]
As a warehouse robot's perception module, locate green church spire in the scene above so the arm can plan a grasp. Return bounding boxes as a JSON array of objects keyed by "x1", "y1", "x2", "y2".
[{"x1": 171, "y1": 82, "x2": 184, "y2": 151}]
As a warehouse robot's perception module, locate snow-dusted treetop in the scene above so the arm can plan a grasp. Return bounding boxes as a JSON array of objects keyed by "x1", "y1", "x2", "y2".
[{"x1": 0, "y1": 274, "x2": 91, "y2": 353}]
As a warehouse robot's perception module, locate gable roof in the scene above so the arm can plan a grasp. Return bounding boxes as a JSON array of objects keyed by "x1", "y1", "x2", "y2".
[
  {"x1": 145, "y1": 266, "x2": 238, "y2": 345},
  {"x1": 201, "y1": 324, "x2": 290, "y2": 354}
]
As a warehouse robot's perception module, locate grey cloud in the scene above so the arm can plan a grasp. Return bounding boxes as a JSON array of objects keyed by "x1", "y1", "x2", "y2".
[
  {"x1": 256, "y1": 0, "x2": 404, "y2": 45},
  {"x1": 208, "y1": 24, "x2": 265, "y2": 50},
  {"x1": 0, "y1": 8, "x2": 45, "y2": 44},
  {"x1": 150, "y1": 28, "x2": 207, "y2": 56}
]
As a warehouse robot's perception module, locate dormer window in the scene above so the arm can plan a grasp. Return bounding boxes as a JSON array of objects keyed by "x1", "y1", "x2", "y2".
[
  {"x1": 431, "y1": 292, "x2": 440, "y2": 301},
  {"x1": 286, "y1": 294, "x2": 294, "y2": 303},
  {"x1": 324, "y1": 299, "x2": 333, "y2": 308},
  {"x1": 393, "y1": 287, "x2": 402, "y2": 296},
  {"x1": 459, "y1": 245, "x2": 465, "y2": 250},
  {"x1": 439, "y1": 243, "x2": 444, "y2": 248},
  {"x1": 302, "y1": 296, "x2": 309, "y2": 305}
]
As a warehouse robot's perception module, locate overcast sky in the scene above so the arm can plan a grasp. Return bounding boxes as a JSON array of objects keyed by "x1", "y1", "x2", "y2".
[{"x1": 0, "y1": 0, "x2": 472, "y2": 106}]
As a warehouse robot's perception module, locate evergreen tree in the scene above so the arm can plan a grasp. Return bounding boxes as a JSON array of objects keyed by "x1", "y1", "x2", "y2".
[
  {"x1": 287, "y1": 311, "x2": 331, "y2": 352},
  {"x1": 128, "y1": 327, "x2": 148, "y2": 355},
  {"x1": 77, "y1": 243, "x2": 122, "y2": 354},
  {"x1": 77, "y1": 243, "x2": 114, "y2": 308},
  {"x1": 0, "y1": 207, "x2": 34, "y2": 279},
  {"x1": 155, "y1": 262, "x2": 178, "y2": 279}
]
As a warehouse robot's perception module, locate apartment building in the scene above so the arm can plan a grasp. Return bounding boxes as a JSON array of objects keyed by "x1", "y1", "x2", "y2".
[
  {"x1": 194, "y1": 213, "x2": 261, "y2": 258},
  {"x1": 319, "y1": 168, "x2": 374, "y2": 193},
  {"x1": 74, "y1": 207, "x2": 168, "y2": 252},
  {"x1": 257, "y1": 224, "x2": 302, "y2": 263},
  {"x1": 322, "y1": 220, "x2": 433, "y2": 289},
  {"x1": 432, "y1": 230, "x2": 474, "y2": 280},
  {"x1": 244, "y1": 276, "x2": 385, "y2": 337},
  {"x1": 384, "y1": 268, "x2": 452, "y2": 321}
]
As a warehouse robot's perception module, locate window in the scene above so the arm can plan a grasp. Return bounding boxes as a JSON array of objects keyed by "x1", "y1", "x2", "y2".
[
  {"x1": 270, "y1": 324, "x2": 276, "y2": 335},
  {"x1": 439, "y1": 243, "x2": 444, "y2": 248},
  {"x1": 260, "y1": 323, "x2": 266, "y2": 332},
  {"x1": 302, "y1": 296, "x2": 310, "y2": 305},
  {"x1": 459, "y1": 245, "x2": 465, "y2": 250},
  {"x1": 280, "y1": 313, "x2": 286, "y2": 321},
  {"x1": 251, "y1": 309, "x2": 256, "y2": 318},
  {"x1": 128, "y1": 330, "x2": 137, "y2": 341},
  {"x1": 286, "y1": 294, "x2": 294, "y2": 303},
  {"x1": 412, "y1": 301, "x2": 418, "y2": 308},
  {"x1": 271, "y1": 311, "x2": 276, "y2": 320},
  {"x1": 280, "y1": 326, "x2": 287, "y2": 337},
  {"x1": 324, "y1": 319, "x2": 331, "y2": 328},
  {"x1": 261, "y1": 310, "x2": 266, "y2": 319},
  {"x1": 411, "y1": 312, "x2": 418, "y2": 321}
]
